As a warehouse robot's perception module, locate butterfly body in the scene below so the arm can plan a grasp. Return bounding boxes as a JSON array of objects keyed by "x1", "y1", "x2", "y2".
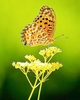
[{"x1": 21, "y1": 6, "x2": 56, "y2": 46}]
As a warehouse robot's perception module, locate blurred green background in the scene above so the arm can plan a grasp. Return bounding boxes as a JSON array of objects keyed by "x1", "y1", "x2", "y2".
[{"x1": 0, "y1": 0, "x2": 80, "y2": 100}]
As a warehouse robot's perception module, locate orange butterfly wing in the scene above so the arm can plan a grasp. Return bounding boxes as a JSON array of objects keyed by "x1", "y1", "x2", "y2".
[{"x1": 21, "y1": 6, "x2": 56, "y2": 46}]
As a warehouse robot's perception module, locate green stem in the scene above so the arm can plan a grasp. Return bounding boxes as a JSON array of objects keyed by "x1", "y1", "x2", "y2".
[
  {"x1": 25, "y1": 74, "x2": 33, "y2": 88},
  {"x1": 28, "y1": 78, "x2": 37, "y2": 100},
  {"x1": 43, "y1": 56, "x2": 47, "y2": 63},
  {"x1": 43, "y1": 69, "x2": 53, "y2": 81},
  {"x1": 35, "y1": 71, "x2": 44, "y2": 88},
  {"x1": 21, "y1": 70, "x2": 33, "y2": 88},
  {"x1": 37, "y1": 73, "x2": 44, "y2": 100},
  {"x1": 47, "y1": 54, "x2": 54, "y2": 63},
  {"x1": 37, "y1": 82, "x2": 42, "y2": 100}
]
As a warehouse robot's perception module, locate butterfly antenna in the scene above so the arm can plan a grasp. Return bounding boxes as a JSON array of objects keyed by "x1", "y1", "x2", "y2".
[{"x1": 54, "y1": 34, "x2": 64, "y2": 40}]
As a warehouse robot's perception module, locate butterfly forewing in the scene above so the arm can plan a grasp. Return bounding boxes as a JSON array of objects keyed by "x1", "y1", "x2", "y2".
[{"x1": 21, "y1": 6, "x2": 56, "y2": 46}]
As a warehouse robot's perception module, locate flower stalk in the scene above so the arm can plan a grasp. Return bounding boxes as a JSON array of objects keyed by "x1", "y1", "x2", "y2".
[{"x1": 12, "y1": 46, "x2": 63, "y2": 100}]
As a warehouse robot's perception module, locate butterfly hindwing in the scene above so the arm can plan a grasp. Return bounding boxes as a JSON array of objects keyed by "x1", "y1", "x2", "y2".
[{"x1": 21, "y1": 6, "x2": 56, "y2": 46}]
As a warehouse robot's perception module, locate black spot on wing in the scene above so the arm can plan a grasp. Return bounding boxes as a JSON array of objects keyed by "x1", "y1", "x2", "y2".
[{"x1": 44, "y1": 22, "x2": 48, "y2": 24}]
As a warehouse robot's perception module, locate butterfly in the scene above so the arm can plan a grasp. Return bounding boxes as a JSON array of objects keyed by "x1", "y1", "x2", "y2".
[{"x1": 21, "y1": 6, "x2": 56, "y2": 46}]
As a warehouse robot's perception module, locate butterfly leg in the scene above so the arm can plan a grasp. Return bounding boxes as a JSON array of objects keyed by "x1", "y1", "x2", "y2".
[
  {"x1": 40, "y1": 46, "x2": 44, "y2": 50},
  {"x1": 47, "y1": 44, "x2": 50, "y2": 48}
]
